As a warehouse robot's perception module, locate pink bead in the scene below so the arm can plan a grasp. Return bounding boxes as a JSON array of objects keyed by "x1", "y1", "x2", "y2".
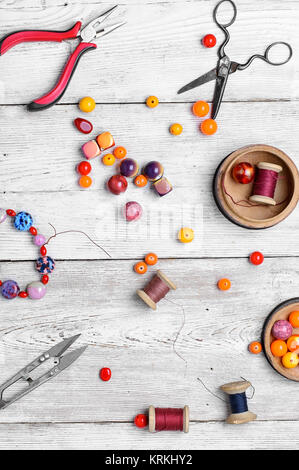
[
  {"x1": 272, "y1": 320, "x2": 293, "y2": 340},
  {"x1": 34, "y1": 234, "x2": 46, "y2": 246},
  {"x1": 81, "y1": 140, "x2": 101, "y2": 160},
  {"x1": 125, "y1": 201, "x2": 143, "y2": 222}
]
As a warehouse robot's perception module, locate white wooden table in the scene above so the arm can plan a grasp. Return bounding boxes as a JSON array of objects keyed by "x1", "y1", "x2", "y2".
[{"x1": 0, "y1": 0, "x2": 298, "y2": 450}]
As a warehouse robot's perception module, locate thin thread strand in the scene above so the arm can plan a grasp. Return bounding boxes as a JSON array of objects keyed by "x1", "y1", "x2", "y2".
[{"x1": 45, "y1": 223, "x2": 111, "y2": 258}]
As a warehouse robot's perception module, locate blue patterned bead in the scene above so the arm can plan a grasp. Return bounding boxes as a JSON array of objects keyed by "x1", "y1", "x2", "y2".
[
  {"x1": 14, "y1": 212, "x2": 33, "y2": 231},
  {"x1": 1, "y1": 280, "x2": 20, "y2": 299},
  {"x1": 36, "y1": 256, "x2": 55, "y2": 274}
]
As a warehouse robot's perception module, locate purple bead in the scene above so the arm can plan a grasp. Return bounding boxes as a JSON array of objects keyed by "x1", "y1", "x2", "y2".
[
  {"x1": 143, "y1": 161, "x2": 164, "y2": 181},
  {"x1": 0, "y1": 208, "x2": 7, "y2": 224},
  {"x1": 27, "y1": 281, "x2": 47, "y2": 300},
  {"x1": 1, "y1": 280, "x2": 20, "y2": 299},
  {"x1": 120, "y1": 158, "x2": 139, "y2": 178},
  {"x1": 36, "y1": 256, "x2": 55, "y2": 274},
  {"x1": 34, "y1": 234, "x2": 46, "y2": 247},
  {"x1": 272, "y1": 320, "x2": 293, "y2": 340}
]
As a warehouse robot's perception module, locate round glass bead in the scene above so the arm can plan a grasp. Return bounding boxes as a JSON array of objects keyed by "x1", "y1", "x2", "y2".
[
  {"x1": 27, "y1": 281, "x2": 47, "y2": 300},
  {"x1": 34, "y1": 234, "x2": 46, "y2": 247},
  {"x1": 0, "y1": 208, "x2": 7, "y2": 224},
  {"x1": 143, "y1": 161, "x2": 164, "y2": 181},
  {"x1": 1, "y1": 280, "x2": 20, "y2": 299},
  {"x1": 36, "y1": 256, "x2": 55, "y2": 274},
  {"x1": 14, "y1": 212, "x2": 33, "y2": 231}
]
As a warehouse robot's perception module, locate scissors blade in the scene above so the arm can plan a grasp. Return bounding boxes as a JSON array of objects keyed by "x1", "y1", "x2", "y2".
[
  {"x1": 46, "y1": 334, "x2": 81, "y2": 359},
  {"x1": 58, "y1": 346, "x2": 87, "y2": 372},
  {"x1": 211, "y1": 60, "x2": 232, "y2": 120},
  {"x1": 177, "y1": 68, "x2": 217, "y2": 95}
]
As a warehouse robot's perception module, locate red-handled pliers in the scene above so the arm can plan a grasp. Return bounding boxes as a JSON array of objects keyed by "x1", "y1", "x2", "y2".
[{"x1": 0, "y1": 5, "x2": 125, "y2": 111}]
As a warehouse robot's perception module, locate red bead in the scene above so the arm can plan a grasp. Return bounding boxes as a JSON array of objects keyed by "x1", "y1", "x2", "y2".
[
  {"x1": 6, "y1": 209, "x2": 16, "y2": 217},
  {"x1": 202, "y1": 34, "x2": 217, "y2": 48},
  {"x1": 40, "y1": 246, "x2": 47, "y2": 256},
  {"x1": 134, "y1": 414, "x2": 148, "y2": 428},
  {"x1": 74, "y1": 118, "x2": 93, "y2": 134},
  {"x1": 41, "y1": 274, "x2": 49, "y2": 285},
  {"x1": 29, "y1": 226, "x2": 37, "y2": 236},
  {"x1": 99, "y1": 367, "x2": 111, "y2": 381},
  {"x1": 0, "y1": 281, "x2": 2, "y2": 286},
  {"x1": 250, "y1": 251, "x2": 264, "y2": 265},
  {"x1": 19, "y1": 291, "x2": 28, "y2": 298},
  {"x1": 77, "y1": 161, "x2": 92, "y2": 176}
]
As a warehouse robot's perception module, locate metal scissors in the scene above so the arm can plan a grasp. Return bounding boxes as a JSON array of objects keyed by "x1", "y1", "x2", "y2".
[
  {"x1": 0, "y1": 334, "x2": 87, "y2": 410},
  {"x1": 0, "y1": 5, "x2": 125, "y2": 111},
  {"x1": 178, "y1": 0, "x2": 293, "y2": 120}
]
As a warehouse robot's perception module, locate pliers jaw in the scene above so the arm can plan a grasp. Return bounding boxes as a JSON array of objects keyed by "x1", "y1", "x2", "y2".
[{"x1": 80, "y1": 5, "x2": 126, "y2": 42}]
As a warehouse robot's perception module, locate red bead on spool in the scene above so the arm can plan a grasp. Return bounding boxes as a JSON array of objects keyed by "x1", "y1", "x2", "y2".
[
  {"x1": 249, "y1": 162, "x2": 282, "y2": 206},
  {"x1": 149, "y1": 405, "x2": 189, "y2": 433},
  {"x1": 137, "y1": 270, "x2": 177, "y2": 310}
]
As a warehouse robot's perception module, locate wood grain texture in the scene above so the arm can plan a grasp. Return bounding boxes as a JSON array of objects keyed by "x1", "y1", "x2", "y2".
[
  {"x1": 0, "y1": 1, "x2": 297, "y2": 104},
  {"x1": 0, "y1": 421, "x2": 299, "y2": 450},
  {"x1": 0, "y1": 258, "x2": 299, "y2": 425},
  {"x1": 0, "y1": 0, "x2": 298, "y2": 451}
]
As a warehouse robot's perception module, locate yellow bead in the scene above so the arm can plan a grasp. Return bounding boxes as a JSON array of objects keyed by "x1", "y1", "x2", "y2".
[
  {"x1": 282, "y1": 352, "x2": 299, "y2": 369},
  {"x1": 178, "y1": 227, "x2": 194, "y2": 243},
  {"x1": 146, "y1": 96, "x2": 159, "y2": 108},
  {"x1": 170, "y1": 123, "x2": 183, "y2": 135},
  {"x1": 102, "y1": 154, "x2": 115, "y2": 166},
  {"x1": 79, "y1": 96, "x2": 96, "y2": 113}
]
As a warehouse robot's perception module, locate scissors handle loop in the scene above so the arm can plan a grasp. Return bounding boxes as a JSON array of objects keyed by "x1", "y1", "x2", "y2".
[
  {"x1": 214, "y1": 0, "x2": 237, "y2": 29},
  {"x1": 237, "y1": 41, "x2": 293, "y2": 71}
]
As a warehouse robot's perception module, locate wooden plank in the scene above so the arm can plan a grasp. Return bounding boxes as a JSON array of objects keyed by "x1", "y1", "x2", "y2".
[
  {"x1": 0, "y1": 421, "x2": 298, "y2": 450},
  {"x1": 1, "y1": 102, "x2": 299, "y2": 259},
  {"x1": 0, "y1": 1, "x2": 297, "y2": 104},
  {"x1": 0, "y1": 258, "x2": 298, "y2": 424}
]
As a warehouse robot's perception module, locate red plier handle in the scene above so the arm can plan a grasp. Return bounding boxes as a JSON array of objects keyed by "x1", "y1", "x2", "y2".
[{"x1": 0, "y1": 23, "x2": 97, "y2": 111}]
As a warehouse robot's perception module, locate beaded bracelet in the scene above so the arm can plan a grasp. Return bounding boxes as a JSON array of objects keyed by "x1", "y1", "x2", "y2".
[{"x1": 0, "y1": 208, "x2": 55, "y2": 300}]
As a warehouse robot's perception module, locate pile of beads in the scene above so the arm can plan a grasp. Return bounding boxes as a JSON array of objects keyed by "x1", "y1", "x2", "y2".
[
  {"x1": 134, "y1": 406, "x2": 189, "y2": 433},
  {"x1": 134, "y1": 252, "x2": 158, "y2": 275},
  {"x1": 142, "y1": 161, "x2": 173, "y2": 197},
  {"x1": 0, "y1": 209, "x2": 55, "y2": 300},
  {"x1": 270, "y1": 315, "x2": 299, "y2": 369}
]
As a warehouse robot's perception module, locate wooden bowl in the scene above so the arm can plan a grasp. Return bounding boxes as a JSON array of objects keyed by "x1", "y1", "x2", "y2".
[
  {"x1": 213, "y1": 145, "x2": 299, "y2": 229},
  {"x1": 262, "y1": 298, "x2": 299, "y2": 382}
]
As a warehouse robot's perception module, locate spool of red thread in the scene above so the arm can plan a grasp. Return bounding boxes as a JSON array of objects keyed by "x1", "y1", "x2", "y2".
[
  {"x1": 137, "y1": 270, "x2": 177, "y2": 310},
  {"x1": 149, "y1": 405, "x2": 189, "y2": 433},
  {"x1": 249, "y1": 162, "x2": 282, "y2": 206}
]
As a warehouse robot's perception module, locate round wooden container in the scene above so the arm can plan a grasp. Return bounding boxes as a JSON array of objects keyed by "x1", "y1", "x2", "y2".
[
  {"x1": 213, "y1": 145, "x2": 299, "y2": 229},
  {"x1": 262, "y1": 298, "x2": 299, "y2": 382}
]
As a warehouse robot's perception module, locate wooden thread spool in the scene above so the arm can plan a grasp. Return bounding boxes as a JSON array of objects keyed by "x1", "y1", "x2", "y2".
[
  {"x1": 137, "y1": 270, "x2": 177, "y2": 310},
  {"x1": 249, "y1": 162, "x2": 282, "y2": 206},
  {"x1": 220, "y1": 380, "x2": 257, "y2": 424},
  {"x1": 148, "y1": 405, "x2": 189, "y2": 433}
]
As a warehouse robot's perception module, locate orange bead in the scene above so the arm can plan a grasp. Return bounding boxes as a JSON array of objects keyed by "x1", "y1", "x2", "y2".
[
  {"x1": 146, "y1": 96, "x2": 159, "y2": 108},
  {"x1": 113, "y1": 146, "x2": 127, "y2": 159},
  {"x1": 200, "y1": 118, "x2": 218, "y2": 135},
  {"x1": 289, "y1": 311, "x2": 299, "y2": 328},
  {"x1": 145, "y1": 253, "x2": 158, "y2": 266},
  {"x1": 192, "y1": 101, "x2": 209, "y2": 117},
  {"x1": 134, "y1": 174, "x2": 148, "y2": 187},
  {"x1": 134, "y1": 261, "x2": 148, "y2": 275},
  {"x1": 282, "y1": 351, "x2": 299, "y2": 369},
  {"x1": 217, "y1": 278, "x2": 231, "y2": 291},
  {"x1": 248, "y1": 341, "x2": 262, "y2": 354},
  {"x1": 102, "y1": 154, "x2": 115, "y2": 166},
  {"x1": 169, "y1": 123, "x2": 183, "y2": 135},
  {"x1": 79, "y1": 175, "x2": 92, "y2": 188},
  {"x1": 271, "y1": 339, "x2": 288, "y2": 357},
  {"x1": 287, "y1": 335, "x2": 299, "y2": 352}
]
